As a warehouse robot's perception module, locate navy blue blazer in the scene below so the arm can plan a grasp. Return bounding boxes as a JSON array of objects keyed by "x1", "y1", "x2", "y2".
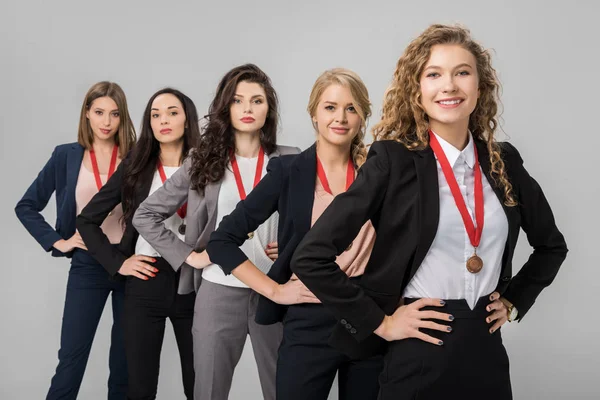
[
  {"x1": 15, "y1": 142, "x2": 85, "y2": 258},
  {"x1": 207, "y1": 144, "x2": 319, "y2": 325}
]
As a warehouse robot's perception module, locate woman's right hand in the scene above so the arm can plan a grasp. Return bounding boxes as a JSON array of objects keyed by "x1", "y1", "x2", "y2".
[
  {"x1": 272, "y1": 278, "x2": 321, "y2": 305},
  {"x1": 374, "y1": 298, "x2": 454, "y2": 345},
  {"x1": 118, "y1": 255, "x2": 158, "y2": 280},
  {"x1": 53, "y1": 231, "x2": 87, "y2": 253}
]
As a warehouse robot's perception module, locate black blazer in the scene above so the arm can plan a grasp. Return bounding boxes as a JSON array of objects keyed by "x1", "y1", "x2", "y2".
[
  {"x1": 76, "y1": 157, "x2": 155, "y2": 277},
  {"x1": 291, "y1": 139, "x2": 568, "y2": 359},
  {"x1": 207, "y1": 144, "x2": 320, "y2": 324}
]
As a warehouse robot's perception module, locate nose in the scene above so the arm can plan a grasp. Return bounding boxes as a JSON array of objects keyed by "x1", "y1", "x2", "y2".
[
  {"x1": 441, "y1": 75, "x2": 458, "y2": 93},
  {"x1": 160, "y1": 113, "x2": 169, "y2": 124},
  {"x1": 334, "y1": 108, "x2": 347, "y2": 124},
  {"x1": 244, "y1": 101, "x2": 253, "y2": 114},
  {"x1": 103, "y1": 113, "x2": 111, "y2": 127}
]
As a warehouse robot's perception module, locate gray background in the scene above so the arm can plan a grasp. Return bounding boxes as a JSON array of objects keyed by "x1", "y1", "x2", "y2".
[{"x1": 1, "y1": 0, "x2": 598, "y2": 399}]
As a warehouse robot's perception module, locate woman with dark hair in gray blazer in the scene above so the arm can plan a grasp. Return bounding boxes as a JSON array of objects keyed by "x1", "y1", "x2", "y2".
[{"x1": 133, "y1": 64, "x2": 302, "y2": 400}]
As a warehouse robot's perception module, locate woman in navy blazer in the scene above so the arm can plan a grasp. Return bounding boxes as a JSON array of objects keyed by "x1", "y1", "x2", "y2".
[
  {"x1": 15, "y1": 81, "x2": 136, "y2": 400},
  {"x1": 207, "y1": 69, "x2": 383, "y2": 400}
]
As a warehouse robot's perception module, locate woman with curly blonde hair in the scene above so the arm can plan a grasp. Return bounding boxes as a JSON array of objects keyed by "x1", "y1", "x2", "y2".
[{"x1": 291, "y1": 24, "x2": 567, "y2": 399}]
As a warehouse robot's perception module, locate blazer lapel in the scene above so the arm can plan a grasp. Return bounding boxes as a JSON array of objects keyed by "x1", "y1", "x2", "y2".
[
  {"x1": 410, "y1": 146, "x2": 440, "y2": 278},
  {"x1": 290, "y1": 144, "x2": 317, "y2": 236}
]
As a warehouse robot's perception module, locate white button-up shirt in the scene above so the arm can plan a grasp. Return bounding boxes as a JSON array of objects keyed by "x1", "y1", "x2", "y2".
[{"x1": 403, "y1": 132, "x2": 509, "y2": 309}]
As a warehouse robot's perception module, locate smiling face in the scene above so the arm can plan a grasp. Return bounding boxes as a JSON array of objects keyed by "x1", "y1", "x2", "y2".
[
  {"x1": 229, "y1": 81, "x2": 269, "y2": 135},
  {"x1": 419, "y1": 44, "x2": 479, "y2": 133},
  {"x1": 149, "y1": 93, "x2": 187, "y2": 145},
  {"x1": 85, "y1": 96, "x2": 120, "y2": 142},
  {"x1": 312, "y1": 83, "x2": 362, "y2": 148}
]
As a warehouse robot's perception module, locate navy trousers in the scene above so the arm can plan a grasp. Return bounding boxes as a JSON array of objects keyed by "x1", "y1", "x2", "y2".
[{"x1": 46, "y1": 249, "x2": 127, "y2": 400}]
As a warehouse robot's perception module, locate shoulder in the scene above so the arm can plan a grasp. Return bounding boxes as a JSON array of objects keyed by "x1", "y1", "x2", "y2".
[
  {"x1": 275, "y1": 144, "x2": 302, "y2": 156},
  {"x1": 497, "y1": 141, "x2": 524, "y2": 166},
  {"x1": 368, "y1": 140, "x2": 415, "y2": 167}
]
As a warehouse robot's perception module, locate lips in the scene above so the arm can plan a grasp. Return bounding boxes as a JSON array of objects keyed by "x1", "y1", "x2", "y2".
[
  {"x1": 99, "y1": 128, "x2": 111, "y2": 134},
  {"x1": 436, "y1": 98, "x2": 464, "y2": 109},
  {"x1": 240, "y1": 117, "x2": 255, "y2": 123},
  {"x1": 330, "y1": 127, "x2": 350, "y2": 135},
  {"x1": 160, "y1": 128, "x2": 172, "y2": 134}
]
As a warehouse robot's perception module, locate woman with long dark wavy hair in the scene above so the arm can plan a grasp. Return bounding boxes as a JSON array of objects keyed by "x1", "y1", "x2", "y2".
[
  {"x1": 77, "y1": 88, "x2": 201, "y2": 399},
  {"x1": 133, "y1": 64, "x2": 300, "y2": 400},
  {"x1": 291, "y1": 24, "x2": 567, "y2": 399}
]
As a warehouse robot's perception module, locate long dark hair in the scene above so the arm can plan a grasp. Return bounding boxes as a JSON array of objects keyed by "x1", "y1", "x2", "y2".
[
  {"x1": 122, "y1": 88, "x2": 201, "y2": 223},
  {"x1": 189, "y1": 64, "x2": 279, "y2": 193}
]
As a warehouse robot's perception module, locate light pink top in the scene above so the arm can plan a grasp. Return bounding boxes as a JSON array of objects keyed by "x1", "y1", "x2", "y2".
[
  {"x1": 293, "y1": 177, "x2": 376, "y2": 279},
  {"x1": 75, "y1": 161, "x2": 124, "y2": 244}
]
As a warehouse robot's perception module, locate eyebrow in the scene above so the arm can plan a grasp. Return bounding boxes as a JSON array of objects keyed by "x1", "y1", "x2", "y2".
[
  {"x1": 424, "y1": 63, "x2": 474, "y2": 71},
  {"x1": 150, "y1": 106, "x2": 180, "y2": 111},
  {"x1": 323, "y1": 101, "x2": 354, "y2": 106},
  {"x1": 234, "y1": 94, "x2": 265, "y2": 99},
  {"x1": 93, "y1": 107, "x2": 119, "y2": 112}
]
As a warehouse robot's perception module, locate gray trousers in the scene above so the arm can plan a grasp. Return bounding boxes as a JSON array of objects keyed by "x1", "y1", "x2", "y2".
[{"x1": 192, "y1": 279, "x2": 283, "y2": 400}]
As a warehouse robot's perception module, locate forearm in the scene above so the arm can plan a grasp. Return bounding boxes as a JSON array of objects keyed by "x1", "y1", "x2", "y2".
[{"x1": 231, "y1": 260, "x2": 279, "y2": 300}]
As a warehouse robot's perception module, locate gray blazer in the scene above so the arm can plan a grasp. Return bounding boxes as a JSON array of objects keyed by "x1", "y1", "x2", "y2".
[{"x1": 132, "y1": 145, "x2": 301, "y2": 294}]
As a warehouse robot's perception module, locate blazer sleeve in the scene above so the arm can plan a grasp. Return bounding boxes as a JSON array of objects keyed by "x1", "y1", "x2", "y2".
[
  {"x1": 76, "y1": 162, "x2": 128, "y2": 276},
  {"x1": 14, "y1": 146, "x2": 63, "y2": 253},
  {"x1": 207, "y1": 156, "x2": 285, "y2": 275},
  {"x1": 291, "y1": 141, "x2": 391, "y2": 342},
  {"x1": 132, "y1": 157, "x2": 193, "y2": 271},
  {"x1": 501, "y1": 143, "x2": 568, "y2": 320}
]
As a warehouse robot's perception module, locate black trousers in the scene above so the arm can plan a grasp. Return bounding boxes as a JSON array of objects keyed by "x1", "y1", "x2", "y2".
[
  {"x1": 378, "y1": 295, "x2": 512, "y2": 400},
  {"x1": 277, "y1": 303, "x2": 383, "y2": 400},
  {"x1": 123, "y1": 257, "x2": 195, "y2": 400}
]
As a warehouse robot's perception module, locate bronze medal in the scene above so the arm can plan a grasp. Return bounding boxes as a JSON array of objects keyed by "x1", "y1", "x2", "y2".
[
  {"x1": 248, "y1": 231, "x2": 255, "y2": 240},
  {"x1": 178, "y1": 224, "x2": 186, "y2": 235},
  {"x1": 466, "y1": 254, "x2": 483, "y2": 274},
  {"x1": 345, "y1": 242, "x2": 353, "y2": 252}
]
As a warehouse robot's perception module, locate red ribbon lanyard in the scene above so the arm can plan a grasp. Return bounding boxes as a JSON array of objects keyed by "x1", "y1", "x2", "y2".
[
  {"x1": 316, "y1": 156, "x2": 355, "y2": 195},
  {"x1": 230, "y1": 147, "x2": 265, "y2": 200},
  {"x1": 428, "y1": 131, "x2": 484, "y2": 249},
  {"x1": 89, "y1": 145, "x2": 119, "y2": 191},
  {"x1": 157, "y1": 160, "x2": 187, "y2": 219}
]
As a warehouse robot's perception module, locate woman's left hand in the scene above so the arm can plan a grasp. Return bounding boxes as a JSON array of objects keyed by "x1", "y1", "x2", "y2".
[
  {"x1": 486, "y1": 291, "x2": 508, "y2": 334},
  {"x1": 265, "y1": 242, "x2": 278, "y2": 261}
]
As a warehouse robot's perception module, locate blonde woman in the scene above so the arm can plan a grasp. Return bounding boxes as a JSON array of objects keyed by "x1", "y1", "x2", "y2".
[
  {"x1": 291, "y1": 25, "x2": 567, "y2": 399},
  {"x1": 207, "y1": 68, "x2": 382, "y2": 400},
  {"x1": 15, "y1": 81, "x2": 136, "y2": 399}
]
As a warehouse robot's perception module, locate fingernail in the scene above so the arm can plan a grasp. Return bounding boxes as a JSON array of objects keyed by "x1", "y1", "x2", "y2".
[
  {"x1": 438, "y1": 340, "x2": 444, "y2": 346},
  {"x1": 153, "y1": 258, "x2": 157, "y2": 262},
  {"x1": 440, "y1": 300, "x2": 446, "y2": 306},
  {"x1": 487, "y1": 306, "x2": 491, "y2": 311},
  {"x1": 447, "y1": 326, "x2": 452, "y2": 332},
  {"x1": 449, "y1": 315, "x2": 454, "y2": 321},
  {"x1": 490, "y1": 329, "x2": 494, "y2": 334},
  {"x1": 266, "y1": 244, "x2": 271, "y2": 248},
  {"x1": 487, "y1": 318, "x2": 491, "y2": 323}
]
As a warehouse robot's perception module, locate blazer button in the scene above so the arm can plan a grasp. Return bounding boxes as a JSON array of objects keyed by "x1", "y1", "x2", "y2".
[
  {"x1": 345, "y1": 323, "x2": 352, "y2": 329},
  {"x1": 340, "y1": 319, "x2": 347, "y2": 325},
  {"x1": 350, "y1": 328, "x2": 357, "y2": 334}
]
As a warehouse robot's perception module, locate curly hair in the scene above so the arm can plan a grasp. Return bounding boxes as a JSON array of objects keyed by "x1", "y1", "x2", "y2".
[
  {"x1": 189, "y1": 64, "x2": 279, "y2": 193},
  {"x1": 307, "y1": 68, "x2": 371, "y2": 168},
  {"x1": 372, "y1": 24, "x2": 516, "y2": 206},
  {"x1": 121, "y1": 88, "x2": 201, "y2": 223}
]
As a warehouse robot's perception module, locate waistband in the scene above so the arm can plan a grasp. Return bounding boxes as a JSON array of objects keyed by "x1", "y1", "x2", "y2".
[{"x1": 403, "y1": 294, "x2": 493, "y2": 319}]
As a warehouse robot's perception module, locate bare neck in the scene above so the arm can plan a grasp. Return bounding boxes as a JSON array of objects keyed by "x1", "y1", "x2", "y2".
[
  {"x1": 159, "y1": 140, "x2": 185, "y2": 167},
  {"x1": 234, "y1": 131, "x2": 262, "y2": 158},
  {"x1": 429, "y1": 120, "x2": 470, "y2": 150},
  {"x1": 316, "y1": 139, "x2": 351, "y2": 170},
  {"x1": 92, "y1": 136, "x2": 116, "y2": 154}
]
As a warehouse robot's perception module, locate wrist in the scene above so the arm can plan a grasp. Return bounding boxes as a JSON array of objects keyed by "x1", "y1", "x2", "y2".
[{"x1": 374, "y1": 315, "x2": 391, "y2": 341}]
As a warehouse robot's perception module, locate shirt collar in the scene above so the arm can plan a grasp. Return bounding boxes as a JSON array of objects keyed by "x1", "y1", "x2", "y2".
[{"x1": 431, "y1": 131, "x2": 476, "y2": 169}]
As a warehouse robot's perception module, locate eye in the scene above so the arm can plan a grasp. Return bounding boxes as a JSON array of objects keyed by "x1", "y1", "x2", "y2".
[
  {"x1": 426, "y1": 72, "x2": 440, "y2": 78},
  {"x1": 95, "y1": 110, "x2": 103, "y2": 115},
  {"x1": 347, "y1": 106, "x2": 357, "y2": 113},
  {"x1": 253, "y1": 99, "x2": 263, "y2": 104},
  {"x1": 325, "y1": 105, "x2": 335, "y2": 111},
  {"x1": 151, "y1": 113, "x2": 159, "y2": 118},
  {"x1": 233, "y1": 99, "x2": 242, "y2": 104},
  {"x1": 170, "y1": 111, "x2": 178, "y2": 116},
  {"x1": 111, "y1": 112, "x2": 120, "y2": 118},
  {"x1": 457, "y1": 70, "x2": 470, "y2": 76}
]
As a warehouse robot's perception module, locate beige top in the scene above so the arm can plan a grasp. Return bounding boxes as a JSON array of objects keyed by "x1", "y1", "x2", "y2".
[
  {"x1": 75, "y1": 161, "x2": 124, "y2": 244},
  {"x1": 293, "y1": 177, "x2": 376, "y2": 279}
]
